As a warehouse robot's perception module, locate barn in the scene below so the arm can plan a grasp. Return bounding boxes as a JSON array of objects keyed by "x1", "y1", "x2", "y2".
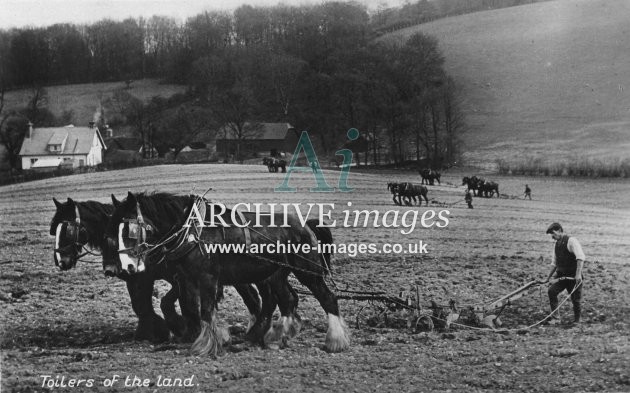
[
  {"x1": 215, "y1": 122, "x2": 298, "y2": 159},
  {"x1": 18, "y1": 123, "x2": 106, "y2": 171}
]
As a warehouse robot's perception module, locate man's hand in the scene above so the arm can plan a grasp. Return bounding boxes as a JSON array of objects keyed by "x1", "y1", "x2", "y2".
[{"x1": 575, "y1": 273, "x2": 583, "y2": 287}]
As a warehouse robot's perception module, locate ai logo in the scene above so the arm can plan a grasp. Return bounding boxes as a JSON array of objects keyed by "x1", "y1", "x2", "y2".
[{"x1": 275, "y1": 128, "x2": 359, "y2": 192}]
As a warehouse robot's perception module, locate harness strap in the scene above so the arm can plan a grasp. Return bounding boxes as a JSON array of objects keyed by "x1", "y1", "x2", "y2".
[
  {"x1": 235, "y1": 209, "x2": 251, "y2": 248},
  {"x1": 193, "y1": 197, "x2": 207, "y2": 238}
]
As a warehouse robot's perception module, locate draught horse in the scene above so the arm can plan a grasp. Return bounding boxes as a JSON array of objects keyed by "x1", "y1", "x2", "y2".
[
  {"x1": 50, "y1": 197, "x2": 262, "y2": 343},
  {"x1": 105, "y1": 192, "x2": 349, "y2": 356}
]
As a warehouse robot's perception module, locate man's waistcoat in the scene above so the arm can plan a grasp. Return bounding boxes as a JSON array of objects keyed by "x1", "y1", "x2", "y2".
[{"x1": 555, "y1": 235, "x2": 577, "y2": 275}]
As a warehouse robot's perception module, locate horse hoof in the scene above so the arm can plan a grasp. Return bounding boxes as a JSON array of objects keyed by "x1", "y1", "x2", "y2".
[
  {"x1": 152, "y1": 316, "x2": 171, "y2": 343},
  {"x1": 165, "y1": 315, "x2": 187, "y2": 339},
  {"x1": 324, "y1": 339, "x2": 350, "y2": 353},
  {"x1": 325, "y1": 315, "x2": 350, "y2": 353}
]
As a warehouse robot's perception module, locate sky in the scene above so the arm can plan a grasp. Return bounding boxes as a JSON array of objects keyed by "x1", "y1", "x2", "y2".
[{"x1": 0, "y1": 0, "x2": 406, "y2": 29}]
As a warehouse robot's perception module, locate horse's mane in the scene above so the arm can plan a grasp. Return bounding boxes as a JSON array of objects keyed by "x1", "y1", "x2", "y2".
[
  {"x1": 134, "y1": 192, "x2": 195, "y2": 234},
  {"x1": 76, "y1": 201, "x2": 114, "y2": 250}
]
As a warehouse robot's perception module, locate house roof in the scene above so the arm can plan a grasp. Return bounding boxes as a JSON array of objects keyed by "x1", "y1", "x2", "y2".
[
  {"x1": 218, "y1": 123, "x2": 294, "y2": 140},
  {"x1": 48, "y1": 131, "x2": 68, "y2": 145},
  {"x1": 19, "y1": 126, "x2": 105, "y2": 156}
]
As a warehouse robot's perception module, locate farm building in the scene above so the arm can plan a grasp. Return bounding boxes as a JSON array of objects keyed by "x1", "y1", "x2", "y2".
[
  {"x1": 215, "y1": 122, "x2": 298, "y2": 158},
  {"x1": 104, "y1": 137, "x2": 158, "y2": 158},
  {"x1": 18, "y1": 123, "x2": 106, "y2": 171}
]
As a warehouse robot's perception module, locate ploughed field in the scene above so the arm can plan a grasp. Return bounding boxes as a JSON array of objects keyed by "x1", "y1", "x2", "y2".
[{"x1": 1, "y1": 164, "x2": 629, "y2": 392}]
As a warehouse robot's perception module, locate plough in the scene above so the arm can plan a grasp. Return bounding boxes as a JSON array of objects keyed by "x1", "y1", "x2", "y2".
[{"x1": 301, "y1": 279, "x2": 552, "y2": 331}]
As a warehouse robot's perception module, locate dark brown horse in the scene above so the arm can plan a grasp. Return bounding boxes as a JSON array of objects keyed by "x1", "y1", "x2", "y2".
[
  {"x1": 462, "y1": 176, "x2": 482, "y2": 196},
  {"x1": 389, "y1": 182, "x2": 428, "y2": 206},
  {"x1": 50, "y1": 197, "x2": 262, "y2": 344},
  {"x1": 478, "y1": 180, "x2": 500, "y2": 198},
  {"x1": 104, "y1": 192, "x2": 346, "y2": 355},
  {"x1": 399, "y1": 182, "x2": 429, "y2": 206},
  {"x1": 419, "y1": 169, "x2": 441, "y2": 185},
  {"x1": 262, "y1": 157, "x2": 287, "y2": 173}
]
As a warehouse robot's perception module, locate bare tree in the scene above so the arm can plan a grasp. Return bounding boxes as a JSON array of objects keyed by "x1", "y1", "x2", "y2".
[
  {"x1": 441, "y1": 77, "x2": 465, "y2": 164},
  {"x1": 155, "y1": 104, "x2": 214, "y2": 158}
]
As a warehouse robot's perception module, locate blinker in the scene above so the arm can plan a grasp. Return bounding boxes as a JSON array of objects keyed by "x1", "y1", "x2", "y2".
[{"x1": 128, "y1": 222, "x2": 140, "y2": 239}]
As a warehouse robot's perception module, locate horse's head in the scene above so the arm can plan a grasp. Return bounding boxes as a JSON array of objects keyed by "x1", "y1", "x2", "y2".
[
  {"x1": 50, "y1": 197, "x2": 89, "y2": 270},
  {"x1": 105, "y1": 191, "x2": 158, "y2": 275},
  {"x1": 462, "y1": 177, "x2": 469, "y2": 185},
  {"x1": 105, "y1": 191, "x2": 190, "y2": 275}
]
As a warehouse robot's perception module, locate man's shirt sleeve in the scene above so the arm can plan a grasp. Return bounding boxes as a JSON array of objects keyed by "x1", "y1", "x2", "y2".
[{"x1": 568, "y1": 237, "x2": 586, "y2": 261}]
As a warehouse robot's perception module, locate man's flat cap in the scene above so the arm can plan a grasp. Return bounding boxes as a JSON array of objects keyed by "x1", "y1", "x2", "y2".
[{"x1": 546, "y1": 222, "x2": 563, "y2": 234}]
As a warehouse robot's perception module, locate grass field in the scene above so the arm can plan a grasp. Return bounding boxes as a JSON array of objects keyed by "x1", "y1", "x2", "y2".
[
  {"x1": 1, "y1": 164, "x2": 629, "y2": 391},
  {"x1": 384, "y1": 0, "x2": 630, "y2": 167},
  {"x1": 3, "y1": 79, "x2": 186, "y2": 126}
]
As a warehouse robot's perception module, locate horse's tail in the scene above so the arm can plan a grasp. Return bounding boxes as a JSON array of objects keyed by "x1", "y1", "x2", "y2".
[{"x1": 306, "y1": 219, "x2": 333, "y2": 275}]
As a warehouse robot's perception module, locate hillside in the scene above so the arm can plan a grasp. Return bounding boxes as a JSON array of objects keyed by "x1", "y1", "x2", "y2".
[
  {"x1": 3, "y1": 79, "x2": 186, "y2": 127},
  {"x1": 384, "y1": 0, "x2": 630, "y2": 167}
]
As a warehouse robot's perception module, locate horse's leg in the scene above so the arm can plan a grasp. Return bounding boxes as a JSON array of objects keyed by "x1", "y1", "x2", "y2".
[
  {"x1": 423, "y1": 192, "x2": 429, "y2": 205},
  {"x1": 174, "y1": 266, "x2": 202, "y2": 343},
  {"x1": 245, "y1": 280, "x2": 276, "y2": 346},
  {"x1": 125, "y1": 273, "x2": 170, "y2": 343},
  {"x1": 264, "y1": 270, "x2": 301, "y2": 346},
  {"x1": 156, "y1": 263, "x2": 186, "y2": 339},
  {"x1": 293, "y1": 272, "x2": 349, "y2": 352},
  {"x1": 160, "y1": 282, "x2": 186, "y2": 339},
  {"x1": 190, "y1": 271, "x2": 224, "y2": 357},
  {"x1": 233, "y1": 284, "x2": 262, "y2": 333}
]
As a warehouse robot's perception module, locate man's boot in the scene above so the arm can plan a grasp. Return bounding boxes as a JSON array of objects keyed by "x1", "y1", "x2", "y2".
[
  {"x1": 547, "y1": 298, "x2": 561, "y2": 325},
  {"x1": 572, "y1": 302, "x2": 581, "y2": 325}
]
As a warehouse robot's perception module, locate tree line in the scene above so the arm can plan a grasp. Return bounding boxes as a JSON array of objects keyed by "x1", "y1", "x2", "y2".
[{"x1": 0, "y1": 1, "x2": 467, "y2": 169}]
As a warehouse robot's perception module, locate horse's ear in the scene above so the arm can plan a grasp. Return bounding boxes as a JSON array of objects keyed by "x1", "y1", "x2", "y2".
[
  {"x1": 127, "y1": 191, "x2": 137, "y2": 205},
  {"x1": 111, "y1": 194, "x2": 121, "y2": 208},
  {"x1": 67, "y1": 197, "x2": 75, "y2": 206},
  {"x1": 53, "y1": 197, "x2": 61, "y2": 208}
]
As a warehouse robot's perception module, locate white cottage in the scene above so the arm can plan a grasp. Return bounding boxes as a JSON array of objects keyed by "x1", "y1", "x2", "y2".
[{"x1": 19, "y1": 123, "x2": 106, "y2": 170}]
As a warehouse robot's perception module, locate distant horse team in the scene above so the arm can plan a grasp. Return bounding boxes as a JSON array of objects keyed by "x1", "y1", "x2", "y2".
[
  {"x1": 462, "y1": 176, "x2": 500, "y2": 198},
  {"x1": 262, "y1": 157, "x2": 287, "y2": 173},
  {"x1": 388, "y1": 182, "x2": 429, "y2": 206},
  {"x1": 386, "y1": 173, "x2": 502, "y2": 207},
  {"x1": 419, "y1": 169, "x2": 441, "y2": 185}
]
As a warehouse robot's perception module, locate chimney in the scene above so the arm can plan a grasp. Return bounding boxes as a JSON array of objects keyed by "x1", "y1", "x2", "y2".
[{"x1": 28, "y1": 122, "x2": 33, "y2": 139}]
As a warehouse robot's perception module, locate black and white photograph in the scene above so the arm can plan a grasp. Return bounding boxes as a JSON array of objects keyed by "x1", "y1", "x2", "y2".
[{"x1": 1, "y1": 0, "x2": 629, "y2": 391}]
